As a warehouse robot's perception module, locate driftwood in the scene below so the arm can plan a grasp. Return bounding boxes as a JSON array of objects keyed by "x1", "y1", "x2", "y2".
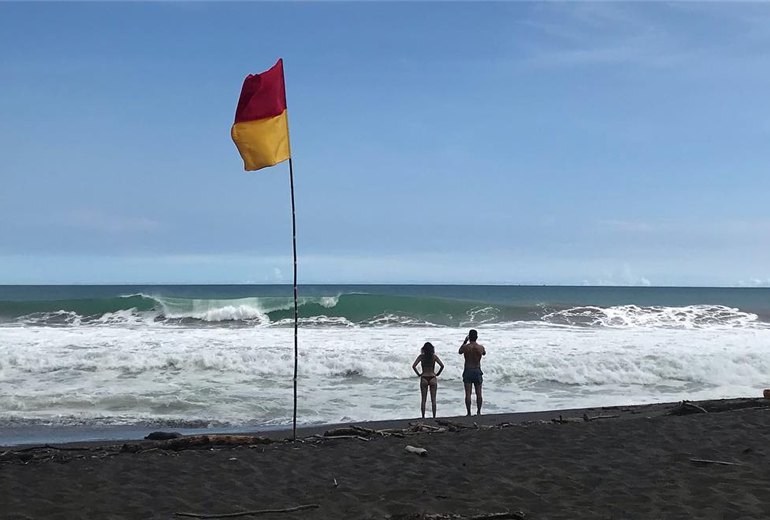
[
  {"x1": 14, "y1": 444, "x2": 90, "y2": 453},
  {"x1": 668, "y1": 401, "x2": 708, "y2": 416},
  {"x1": 582, "y1": 413, "x2": 620, "y2": 422},
  {"x1": 351, "y1": 424, "x2": 387, "y2": 436},
  {"x1": 122, "y1": 435, "x2": 271, "y2": 453},
  {"x1": 518, "y1": 420, "x2": 551, "y2": 427},
  {"x1": 693, "y1": 398, "x2": 770, "y2": 413},
  {"x1": 338, "y1": 424, "x2": 446, "y2": 438},
  {"x1": 315, "y1": 434, "x2": 370, "y2": 442},
  {"x1": 165, "y1": 435, "x2": 271, "y2": 448},
  {"x1": 690, "y1": 458, "x2": 742, "y2": 466},
  {"x1": 657, "y1": 399, "x2": 765, "y2": 417},
  {"x1": 406, "y1": 423, "x2": 448, "y2": 434},
  {"x1": 0, "y1": 451, "x2": 34, "y2": 463},
  {"x1": 409, "y1": 422, "x2": 443, "y2": 431},
  {"x1": 175, "y1": 504, "x2": 320, "y2": 518},
  {"x1": 552, "y1": 415, "x2": 582, "y2": 424},
  {"x1": 404, "y1": 445, "x2": 428, "y2": 457},
  {"x1": 436, "y1": 419, "x2": 472, "y2": 431},
  {"x1": 0, "y1": 444, "x2": 94, "y2": 464},
  {"x1": 323, "y1": 427, "x2": 363, "y2": 437},
  {"x1": 666, "y1": 398, "x2": 770, "y2": 416},
  {"x1": 378, "y1": 430, "x2": 406, "y2": 438},
  {"x1": 388, "y1": 512, "x2": 525, "y2": 520}
]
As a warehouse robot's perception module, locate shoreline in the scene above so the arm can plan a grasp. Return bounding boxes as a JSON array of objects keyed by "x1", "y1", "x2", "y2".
[
  {"x1": 0, "y1": 401, "x2": 672, "y2": 448},
  {"x1": 3, "y1": 397, "x2": 770, "y2": 519},
  {"x1": 3, "y1": 397, "x2": 767, "y2": 448}
]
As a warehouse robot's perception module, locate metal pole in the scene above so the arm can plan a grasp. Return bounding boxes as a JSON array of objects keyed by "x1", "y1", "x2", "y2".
[{"x1": 289, "y1": 157, "x2": 298, "y2": 441}]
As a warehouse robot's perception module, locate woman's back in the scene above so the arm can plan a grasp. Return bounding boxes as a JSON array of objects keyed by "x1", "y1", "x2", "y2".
[{"x1": 420, "y1": 354, "x2": 436, "y2": 374}]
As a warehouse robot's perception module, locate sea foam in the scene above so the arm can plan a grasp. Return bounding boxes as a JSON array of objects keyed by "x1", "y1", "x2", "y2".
[{"x1": 2, "y1": 323, "x2": 769, "y2": 430}]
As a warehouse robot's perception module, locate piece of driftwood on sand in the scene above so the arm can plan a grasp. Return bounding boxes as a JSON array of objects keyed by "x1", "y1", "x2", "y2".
[
  {"x1": 175, "y1": 504, "x2": 320, "y2": 518},
  {"x1": 690, "y1": 458, "x2": 743, "y2": 466},
  {"x1": 314, "y1": 423, "x2": 446, "y2": 443},
  {"x1": 121, "y1": 435, "x2": 272, "y2": 453},
  {"x1": 435, "y1": 419, "x2": 473, "y2": 431},
  {"x1": 582, "y1": 413, "x2": 620, "y2": 422},
  {"x1": 668, "y1": 401, "x2": 709, "y2": 415},
  {"x1": 404, "y1": 445, "x2": 428, "y2": 457},
  {"x1": 175, "y1": 507, "x2": 523, "y2": 520},
  {"x1": 323, "y1": 427, "x2": 363, "y2": 437},
  {"x1": 387, "y1": 512, "x2": 525, "y2": 520},
  {"x1": 551, "y1": 415, "x2": 583, "y2": 424},
  {"x1": 666, "y1": 398, "x2": 770, "y2": 416},
  {"x1": 313, "y1": 433, "x2": 371, "y2": 442}
]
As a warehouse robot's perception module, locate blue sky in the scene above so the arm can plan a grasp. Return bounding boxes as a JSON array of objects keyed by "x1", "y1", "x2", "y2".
[{"x1": 1, "y1": 1, "x2": 769, "y2": 286}]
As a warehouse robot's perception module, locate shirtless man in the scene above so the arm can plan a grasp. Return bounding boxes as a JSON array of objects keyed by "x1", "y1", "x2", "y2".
[{"x1": 458, "y1": 329, "x2": 486, "y2": 416}]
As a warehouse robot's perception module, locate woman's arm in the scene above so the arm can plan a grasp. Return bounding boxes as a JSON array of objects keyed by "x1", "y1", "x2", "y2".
[
  {"x1": 412, "y1": 355, "x2": 422, "y2": 376},
  {"x1": 435, "y1": 355, "x2": 445, "y2": 376}
]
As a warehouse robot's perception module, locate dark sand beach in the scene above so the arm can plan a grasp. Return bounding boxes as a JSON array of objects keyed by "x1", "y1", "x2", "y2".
[{"x1": 2, "y1": 399, "x2": 770, "y2": 520}]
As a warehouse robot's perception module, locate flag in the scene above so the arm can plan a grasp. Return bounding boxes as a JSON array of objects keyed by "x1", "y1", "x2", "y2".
[{"x1": 231, "y1": 59, "x2": 291, "y2": 171}]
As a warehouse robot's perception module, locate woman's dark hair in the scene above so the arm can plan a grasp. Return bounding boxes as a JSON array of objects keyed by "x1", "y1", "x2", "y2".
[{"x1": 421, "y1": 342, "x2": 435, "y2": 362}]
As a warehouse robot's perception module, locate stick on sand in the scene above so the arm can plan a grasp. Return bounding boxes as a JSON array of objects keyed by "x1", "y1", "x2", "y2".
[
  {"x1": 174, "y1": 504, "x2": 320, "y2": 518},
  {"x1": 690, "y1": 458, "x2": 742, "y2": 466}
]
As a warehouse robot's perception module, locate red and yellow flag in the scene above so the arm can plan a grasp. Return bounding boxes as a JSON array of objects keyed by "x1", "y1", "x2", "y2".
[{"x1": 231, "y1": 59, "x2": 291, "y2": 171}]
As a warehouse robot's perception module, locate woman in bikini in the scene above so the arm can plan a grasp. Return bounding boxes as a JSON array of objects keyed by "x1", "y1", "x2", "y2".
[{"x1": 412, "y1": 342, "x2": 445, "y2": 419}]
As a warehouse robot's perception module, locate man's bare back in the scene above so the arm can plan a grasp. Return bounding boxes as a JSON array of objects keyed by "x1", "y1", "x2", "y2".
[{"x1": 460, "y1": 342, "x2": 485, "y2": 368}]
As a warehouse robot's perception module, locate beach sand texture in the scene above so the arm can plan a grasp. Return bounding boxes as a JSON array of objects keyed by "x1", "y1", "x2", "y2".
[{"x1": 2, "y1": 400, "x2": 770, "y2": 519}]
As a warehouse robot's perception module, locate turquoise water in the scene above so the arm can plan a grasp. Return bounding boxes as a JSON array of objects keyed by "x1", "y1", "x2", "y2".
[{"x1": 1, "y1": 285, "x2": 768, "y2": 327}]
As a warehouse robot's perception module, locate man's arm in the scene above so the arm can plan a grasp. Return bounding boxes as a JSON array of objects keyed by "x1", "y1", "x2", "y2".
[
  {"x1": 458, "y1": 336, "x2": 469, "y2": 354},
  {"x1": 480, "y1": 344, "x2": 486, "y2": 356}
]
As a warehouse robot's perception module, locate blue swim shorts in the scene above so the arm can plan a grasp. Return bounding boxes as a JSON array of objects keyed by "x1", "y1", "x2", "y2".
[{"x1": 462, "y1": 367, "x2": 483, "y2": 385}]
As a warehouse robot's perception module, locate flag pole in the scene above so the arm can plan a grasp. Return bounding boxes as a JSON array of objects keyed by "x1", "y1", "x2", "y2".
[{"x1": 289, "y1": 157, "x2": 298, "y2": 441}]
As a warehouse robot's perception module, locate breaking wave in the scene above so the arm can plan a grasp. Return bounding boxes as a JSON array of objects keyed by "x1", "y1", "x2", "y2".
[{"x1": 0, "y1": 293, "x2": 765, "y2": 329}]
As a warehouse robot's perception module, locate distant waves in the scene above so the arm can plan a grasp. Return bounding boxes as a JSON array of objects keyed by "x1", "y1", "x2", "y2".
[{"x1": 0, "y1": 292, "x2": 765, "y2": 329}]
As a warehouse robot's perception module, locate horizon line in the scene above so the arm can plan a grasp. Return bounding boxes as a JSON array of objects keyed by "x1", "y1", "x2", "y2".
[{"x1": 1, "y1": 282, "x2": 769, "y2": 289}]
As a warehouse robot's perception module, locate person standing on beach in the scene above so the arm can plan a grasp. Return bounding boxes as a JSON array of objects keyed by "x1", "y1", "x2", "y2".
[
  {"x1": 412, "y1": 342, "x2": 445, "y2": 419},
  {"x1": 459, "y1": 329, "x2": 486, "y2": 416}
]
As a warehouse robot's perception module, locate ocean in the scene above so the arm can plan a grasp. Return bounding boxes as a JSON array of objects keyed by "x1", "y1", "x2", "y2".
[{"x1": 1, "y1": 285, "x2": 769, "y2": 443}]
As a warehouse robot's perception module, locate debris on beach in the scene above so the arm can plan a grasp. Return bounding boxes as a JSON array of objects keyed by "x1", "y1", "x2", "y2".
[
  {"x1": 175, "y1": 503, "x2": 320, "y2": 518},
  {"x1": 387, "y1": 512, "x2": 525, "y2": 519},
  {"x1": 5, "y1": 398, "x2": 769, "y2": 466},
  {"x1": 404, "y1": 445, "x2": 428, "y2": 457},
  {"x1": 666, "y1": 398, "x2": 770, "y2": 416},
  {"x1": 122, "y1": 434, "x2": 272, "y2": 453}
]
